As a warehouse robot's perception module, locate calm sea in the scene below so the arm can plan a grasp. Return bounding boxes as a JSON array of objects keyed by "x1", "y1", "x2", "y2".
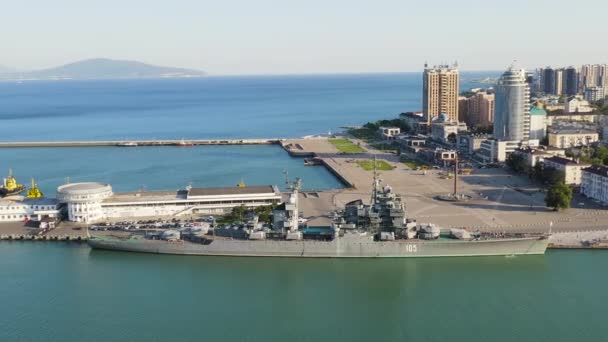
[
  {"x1": 3, "y1": 73, "x2": 606, "y2": 342},
  {"x1": 0, "y1": 244, "x2": 606, "y2": 342},
  {"x1": 0, "y1": 72, "x2": 496, "y2": 141}
]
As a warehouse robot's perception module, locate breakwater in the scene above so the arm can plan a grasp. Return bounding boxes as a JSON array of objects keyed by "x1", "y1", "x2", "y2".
[{"x1": 0, "y1": 139, "x2": 281, "y2": 148}]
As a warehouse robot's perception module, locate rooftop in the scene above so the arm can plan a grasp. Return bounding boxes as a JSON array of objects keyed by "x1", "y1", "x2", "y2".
[
  {"x1": 104, "y1": 190, "x2": 184, "y2": 204},
  {"x1": 545, "y1": 156, "x2": 590, "y2": 166},
  {"x1": 0, "y1": 197, "x2": 59, "y2": 207},
  {"x1": 530, "y1": 106, "x2": 547, "y2": 116},
  {"x1": 103, "y1": 185, "x2": 279, "y2": 204},
  {"x1": 549, "y1": 129, "x2": 598, "y2": 135},
  {"x1": 57, "y1": 182, "x2": 111, "y2": 194},
  {"x1": 583, "y1": 165, "x2": 608, "y2": 177},
  {"x1": 188, "y1": 186, "x2": 277, "y2": 197}
]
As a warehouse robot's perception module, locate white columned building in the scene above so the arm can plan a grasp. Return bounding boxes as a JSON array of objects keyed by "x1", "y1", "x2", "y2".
[{"x1": 56, "y1": 183, "x2": 113, "y2": 223}]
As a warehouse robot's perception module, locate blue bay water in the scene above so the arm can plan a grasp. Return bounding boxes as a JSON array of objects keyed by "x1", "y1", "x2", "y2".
[
  {"x1": 0, "y1": 72, "x2": 497, "y2": 141},
  {"x1": 0, "y1": 145, "x2": 343, "y2": 193}
]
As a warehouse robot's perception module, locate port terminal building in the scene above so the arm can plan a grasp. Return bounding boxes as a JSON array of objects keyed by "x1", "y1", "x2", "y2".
[
  {"x1": 56, "y1": 182, "x2": 282, "y2": 223},
  {"x1": 0, "y1": 198, "x2": 61, "y2": 223}
]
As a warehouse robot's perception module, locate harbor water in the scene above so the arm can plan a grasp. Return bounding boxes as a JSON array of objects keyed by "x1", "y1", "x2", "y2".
[
  {"x1": 0, "y1": 145, "x2": 344, "y2": 193},
  {"x1": 0, "y1": 243, "x2": 607, "y2": 342}
]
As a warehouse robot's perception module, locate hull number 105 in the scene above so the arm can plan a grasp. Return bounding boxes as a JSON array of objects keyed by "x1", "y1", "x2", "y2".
[{"x1": 406, "y1": 244, "x2": 418, "y2": 253}]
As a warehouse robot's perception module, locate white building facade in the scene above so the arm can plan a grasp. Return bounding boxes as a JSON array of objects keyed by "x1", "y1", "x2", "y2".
[
  {"x1": 479, "y1": 139, "x2": 540, "y2": 163},
  {"x1": 528, "y1": 106, "x2": 547, "y2": 141},
  {"x1": 565, "y1": 96, "x2": 594, "y2": 113},
  {"x1": 547, "y1": 130, "x2": 599, "y2": 148},
  {"x1": 57, "y1": 183, "x2": 113, "y2": 223},
  {"x1": 543, "y1": 156, "x2": 590, "y2": 186},
  {"x1": 493, "y1": 67, "x2": 530, "y2": 141},
  {"x1": 57, "y1": 183, "x2": 282, "y2": 223},
  {"x1": 378, "y1": 127, "x2": 401, "y2": 140},
  {"x1": 581, "y1": 166, "x2": 608, "y2": 204},
  {"x1": 0, "y1": 198, "x2": 61, "y2": 223}
]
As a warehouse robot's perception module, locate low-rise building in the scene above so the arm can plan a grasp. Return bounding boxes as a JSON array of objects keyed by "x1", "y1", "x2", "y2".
[
  {"x1": 547, "y1": 129, "x2": 599, "y2": 148},
  {"x1": 479, "y1": 139, "x2": 540, "y2": 163},
  {"x1": 547, "y1": 112, "x2": 599, "y2": 126},
  {"x1": 430, "y1": 115, "x2": 467, "y2": 143},
  {"x1": 378, "y1": 127, "x2": 401, "y2": 140},
  {"x1": 458, "y1": 134, "x2": 491, "y2": 154},
  {"x1": 529, "y1": 106, "x2": 548, "y2": 141},
  {"x1": 436, "y1": 149, "x2": 457, "y2": 165},
  {"x1": 543, "y1": 156, "x2": 591, "y2": 185},
  {"x1": 397, "y1": 135, "x2": 426, "y2": 153},
  {"x1": 565, "y1": 96, "x2": 594, "y2": 113},
  {"x1": 581, "y1": 166, "x2": 608, "y2": 204},
  {"x1": 57, "y1": 182, "x2": 282, "y2": 223},
  {"x1": 0, "y1": 198, "x2": 61, "y2": 223},
  {"x1": 512, "y1": 147, "x2": 566, "y2": 167},
  {"x1": 399, "y1": 112, "x2": 426, "y2": 134}
]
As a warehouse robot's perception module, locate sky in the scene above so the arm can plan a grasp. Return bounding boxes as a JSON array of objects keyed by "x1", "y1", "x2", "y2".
[{"x1": 2, "y1": 0, "x2": 607, "y2": 75}]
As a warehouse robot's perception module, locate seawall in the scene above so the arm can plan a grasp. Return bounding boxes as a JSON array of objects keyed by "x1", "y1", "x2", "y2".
[{"x1": 0, "y1": 139, "x2": 281, "y2": 148}]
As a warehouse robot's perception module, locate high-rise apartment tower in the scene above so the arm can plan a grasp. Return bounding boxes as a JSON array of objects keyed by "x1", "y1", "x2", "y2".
[
  {"x1": 494, "y1": 66, "x2": 531, "y2": 141},
  {"x1": 422, "y1": 64, "x2": 460, "y2": 125}
]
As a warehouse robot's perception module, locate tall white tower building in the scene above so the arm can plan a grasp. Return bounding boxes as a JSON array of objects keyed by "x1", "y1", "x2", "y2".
[{"x1": 493, "y1": 66, "x2": 530, "y2": 141}]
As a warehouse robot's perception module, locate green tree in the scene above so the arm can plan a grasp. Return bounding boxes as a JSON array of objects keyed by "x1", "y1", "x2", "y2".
[
  {"x1": 254, "y1": 205, "x2": 273, "y2": 223},
  {"x1": 506, "y1": 153, "x2": 527, "y2": 173},
  {"x1": 543, "y1": 167, "x2": 565, "y2": 186},
  {"x1": 231, "y1": 204, "x2": 247, "y2": 221},
  {"x1": 471, "y1": 125, "x2": 493, "y2": 134},
  {"x1": 545, "y1": 182, "x2": 573, "y2": 211},
  {"x1": 531, "y1": 162, "x2": 543, "y2": 182},
  {"x1": 595, "y1": 146, "x2": 608, "y2": 161}
]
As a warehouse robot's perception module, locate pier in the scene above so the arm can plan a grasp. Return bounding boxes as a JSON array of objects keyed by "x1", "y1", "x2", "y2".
[{"x1": 0, "y1": 138, "x2": 281, "y2": 148}]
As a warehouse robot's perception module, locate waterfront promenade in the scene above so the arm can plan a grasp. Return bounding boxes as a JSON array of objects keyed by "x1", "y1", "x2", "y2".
[{"x1": 281, "y1": 138, "x2": 608, "y2": 236}]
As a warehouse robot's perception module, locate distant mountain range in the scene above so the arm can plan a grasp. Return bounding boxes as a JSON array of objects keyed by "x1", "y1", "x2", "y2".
[{"x1": 0, "y1": 58, "x2": 206, "y2": 80}]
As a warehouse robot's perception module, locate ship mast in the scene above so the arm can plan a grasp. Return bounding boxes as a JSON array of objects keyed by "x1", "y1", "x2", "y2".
[
  {"x1": 283, "y1": 170, "x2": 302, "y2": 233},
  {"x1": 371, "y1": 155, "x2": 380, "y2": 205}
]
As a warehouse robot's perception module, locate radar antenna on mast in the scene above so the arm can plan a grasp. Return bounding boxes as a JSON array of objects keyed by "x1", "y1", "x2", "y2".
[{"x1": 371, "y1": 155, "x2": 380, "y2": 205}]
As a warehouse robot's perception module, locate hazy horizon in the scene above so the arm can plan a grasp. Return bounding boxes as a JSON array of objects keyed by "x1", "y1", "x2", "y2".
[{"x1": 3, "y1": 0, "x2": 607, "y2": 75}]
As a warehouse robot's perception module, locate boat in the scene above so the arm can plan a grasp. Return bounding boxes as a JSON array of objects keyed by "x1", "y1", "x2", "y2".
[
  {"x1": 88, "y1": 170, "x2": 550, "y2": 258},
  {"x1": 26, "y1": 178, "x2": 43, "y2": 198},
  {"x1": 0, "y1": 169, "x2": 26, "y2": 197},
  {"x1": 117, "y1": 142, "x2": 138, "y2": 147},
  {"x1": 175, "y1": 138, "x2": 195, "y2": 147}
]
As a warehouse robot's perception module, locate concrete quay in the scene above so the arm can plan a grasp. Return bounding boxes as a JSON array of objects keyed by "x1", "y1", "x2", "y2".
[
  {"x1": 549, "y1": 230, "x2": 608, "y2": 249},
  {"x1": 0, "y1": 138, "x2": 280, "y2": 148},
  {"x1": 0, "y1": 221, "x2": 89, "y2": 242}
]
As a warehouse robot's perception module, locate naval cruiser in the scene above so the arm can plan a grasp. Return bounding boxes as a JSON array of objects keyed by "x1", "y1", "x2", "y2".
[{"x1": 88, "y1": 168, "x2": 550, "y2": 258}]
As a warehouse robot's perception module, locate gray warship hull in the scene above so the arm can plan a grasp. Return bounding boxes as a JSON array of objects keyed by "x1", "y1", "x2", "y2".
[{"x1": 88, "y1": 236, "x2": 549, "y2": 258}]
